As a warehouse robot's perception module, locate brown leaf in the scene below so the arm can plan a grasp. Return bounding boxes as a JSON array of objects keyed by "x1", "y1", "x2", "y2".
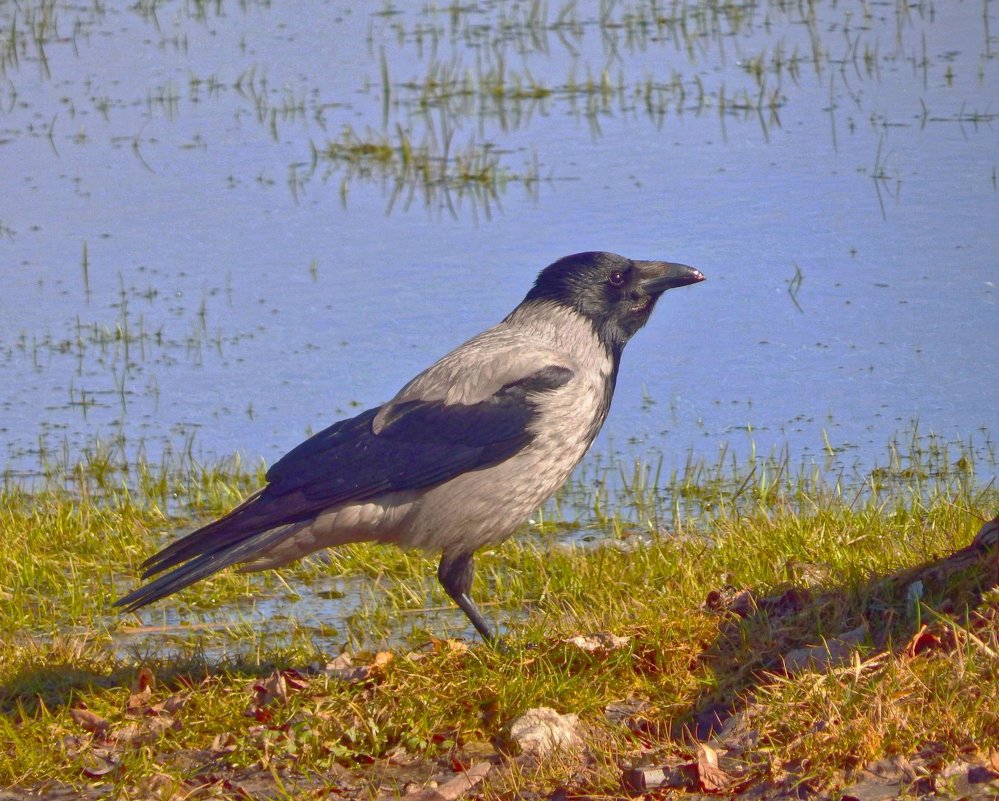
[
  {"x1": 328, "y1": 664, "x2": 371, "y2": 682},
  {"x1": 136, "y1": 773, "x2": 177, "y2": 796},
  {"x1": 326, "y1": 653, "x2": 367, "y2": 681},
  {"x1": 81, "y1": 753, "x2": 119, "y2": 779},
  {"x1": 113, "y1": 714, "x2": 178, "y2": 747},
  {"x1": 507, "y1": 707, "x2": 582, "y2": 758},
  {"x1": 150, "y1": 690, "x2": 190, "y2": 716},
  {"x1": 696, "y1": 742, "x2": 733, "y2": 792},
  {"x1": 243, "y1": 670, "x2": 292, "y2": 720},
  {"x1": 253, "y1": 670, "x2": 288, "y2": 706},
  {"x1": 436, "y1": 638, "x2": 469, "y2": 654},
  {"x1": 60, "y1": 734, "x2": 87, "y2": 758},
  {"x1": 246, "y1": 705, "x2": 274, "y2": 723},
  {"x1": 326, "y1": 651, "x2": 393, "y2": 682},
  {"x1": 126, "y1": 685, "x2": 152, "y2": 713},
  {"x1": 904, "y1": 623, "x2": 960, "y2": 658},
  {"x1": 905, "y1": 624, "x2": 941, "y2": 658},
  {"x1": 125, "y1": 667, "x2": 158, "y2": 714},
  {"x1": 327, "y1": 652, "x2": 353, "y2": 671},
  {"x1": 402, "y1": 761, "x2": 492, "y2": 801},
  {"x1": 211, "y1": 732, "x2": 238, "y2": 754},
  {"x1": 283, "y1": 669, "x2": 309, "y2": 691},
  {"x1": 132, "y1": 666, "x2": 156, "y2": 694},
  {"x1": 113, "y1": 721, "x2": 145, "y2": 747},
  {"x1": 69, "y1": 707, "x2": 110, "y2": 734}
]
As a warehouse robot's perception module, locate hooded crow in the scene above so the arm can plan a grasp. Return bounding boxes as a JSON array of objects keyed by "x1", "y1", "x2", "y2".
[{"x1": 116, "y1": 252, "x2": 704, "y2": 642}]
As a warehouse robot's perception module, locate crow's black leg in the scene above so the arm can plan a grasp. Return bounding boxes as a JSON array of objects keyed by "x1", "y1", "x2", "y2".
[{"x1": 438, "y1": 551, "x2": 496, "y2": 643}]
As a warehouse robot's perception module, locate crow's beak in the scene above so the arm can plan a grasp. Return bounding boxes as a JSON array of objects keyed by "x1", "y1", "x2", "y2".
[{"x1": 635, "y1": 261, "x2": 705, "y2": 294}]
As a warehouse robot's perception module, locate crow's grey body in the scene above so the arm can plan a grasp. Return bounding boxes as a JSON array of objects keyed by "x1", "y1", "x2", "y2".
[
  {"x1": 247, "y1": 303, "x2": 611, "y2": 565},
  {"x1": 117, "y1": 252, "x2": 704, "y2": 641}
]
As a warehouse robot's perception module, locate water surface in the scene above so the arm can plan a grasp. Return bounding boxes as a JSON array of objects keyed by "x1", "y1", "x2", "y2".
[{"x1": 1, "y1": 1, "x2": 995, "y2": 485}]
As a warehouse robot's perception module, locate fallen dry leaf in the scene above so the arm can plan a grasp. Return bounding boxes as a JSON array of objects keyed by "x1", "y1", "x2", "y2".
[
  {"x1": 126, "y1": 668, "x2": 156, "y2": 712},
  {"x1": 904, "y1": 623, "x2": 960, "y2": 658},
  {"x1": 244, "y1": 670, "x2": 291, "y2": 721},
  {"x1": 126, "y1": 686, "x2": 152, "y2": 713},
  {"x1": 401, "y1": 761, "x2": 492, "y2": 801},
  {"x1": 243, "y1": 669, "x2": 309, "y2": 721},
  {"x1": 326, "y1": 653, "x2": 369, "y2": 681},
  {"x1": 283, "y1": 669, "x2": 309, "y2": 691},
  {"x1": 254, "y1": 670, "x2": 288, "y2": 706},
  {"x1": 113, "y1": 714, "x2": 178, "y2": 747},
  {"x1": 80, "y1": 751, "x2": 118, "y2": 778},
  {"x1": 905, "y1": 624, "x2": 942, "y2": 658},
  {"x1": 327, "y1": 652, "x2": 353, "y2": 671},
  {"x1": 113, "y1": 722, "x2": 145, "y2": 747},
  {"x1": 60, "y1": 733, "x2": 87, "y2": 758},
  {"x1": 211, "y1": 732, "x2": 239, "y2": 755},
  {"x1": 132, "y1": 666, "x2": 156, "y2": 693},
  {"x1": 69, "y1": 707, "x2": 110, "y2": 735},
  {"x1": 326, "y1": 651, "x2": 393, "y2": 682},
  {"x1": 135, "y1": 772, "x2": 177, "y2": 797},
  {"x1": 245, "y1": 705, "x2": 273, "y2": 724},
  {"x1": 151, "y1": 690, "x2": 190, "y2": 716},
  {"x1": 696, "y1": 742, "x2": 733, "y2": 792},
  {"x1": 432, "y1": 638, "x2": 469, "y2": 654}
]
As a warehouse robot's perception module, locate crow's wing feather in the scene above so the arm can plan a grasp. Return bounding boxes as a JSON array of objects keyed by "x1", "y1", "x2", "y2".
[
  {"x1": 263, "y1": 401, "x2": 524, "y2": 504},
  {"x1": 270, "y1": 363, "x2": 575, "y2": 502},
  {"x1": 128, "y1": 364, "x2": 574, "y2": 587}
]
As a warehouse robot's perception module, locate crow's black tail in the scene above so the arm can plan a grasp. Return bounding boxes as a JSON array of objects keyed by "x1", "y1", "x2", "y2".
[{"x1": 114, "y1": 522, "x2": 304, "y2": 612}]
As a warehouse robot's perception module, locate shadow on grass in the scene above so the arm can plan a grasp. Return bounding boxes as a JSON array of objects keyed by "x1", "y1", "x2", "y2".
[
  {"x1": 0, "y1": 646, "x2": 285, "y2": 719},
  {"x1": 674, "y1": 516, "x2": 998, "y2": 742}
]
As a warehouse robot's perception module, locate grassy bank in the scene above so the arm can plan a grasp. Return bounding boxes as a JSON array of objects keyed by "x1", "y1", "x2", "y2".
[{"x1": 0, "y1": 432, "x2": 996, "y2": 798}]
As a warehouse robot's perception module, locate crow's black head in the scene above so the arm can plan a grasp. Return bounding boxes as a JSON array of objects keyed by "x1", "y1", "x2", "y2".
[{"x1": 523, "y1": 251, "x2": 704, "y2": 355}]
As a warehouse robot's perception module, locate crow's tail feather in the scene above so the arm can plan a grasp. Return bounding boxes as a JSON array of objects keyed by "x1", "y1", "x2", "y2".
[
  {"x1": 115, "y1": 523, "x2": 303, "y2": 613},
  {"x1": 136, "y1": 488, "x2": 278, "y2": 578}
]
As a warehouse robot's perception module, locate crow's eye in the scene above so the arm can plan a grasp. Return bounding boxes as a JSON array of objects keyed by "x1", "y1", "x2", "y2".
[{"x1": 608, "y1": 270, "x2": 625, "y2": 287}]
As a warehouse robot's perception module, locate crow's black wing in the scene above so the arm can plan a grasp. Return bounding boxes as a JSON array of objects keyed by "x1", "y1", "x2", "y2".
[
  {"x1": 127, "y1": 364, "x2": 574, "y2": 586},
  {"x1": 268, "y1": 363, "x2": 575, "y2": 503}
]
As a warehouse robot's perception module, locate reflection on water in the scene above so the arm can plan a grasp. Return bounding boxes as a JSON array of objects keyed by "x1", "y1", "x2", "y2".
[{"x1": 0, "y1": 0, "x2": 995, "y2": 489}]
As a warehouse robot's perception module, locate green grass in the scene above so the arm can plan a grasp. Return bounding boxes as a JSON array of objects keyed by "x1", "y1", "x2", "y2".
[{"x1": 0, "y1": 430, "x2": 996, "y2": 796}]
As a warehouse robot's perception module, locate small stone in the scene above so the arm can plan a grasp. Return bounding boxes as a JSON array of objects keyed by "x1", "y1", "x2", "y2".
[
  {"x1": 507, "y1": 707, "x2": 582, "y2": 758},
  {"x1": 564, "y1": 632, "x2": 630, "y2": 652}
]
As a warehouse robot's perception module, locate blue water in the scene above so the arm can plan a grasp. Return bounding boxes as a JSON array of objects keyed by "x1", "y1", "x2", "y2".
[{"x1": 1, "y1": 0, "x2": 996, "y2": 486}]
